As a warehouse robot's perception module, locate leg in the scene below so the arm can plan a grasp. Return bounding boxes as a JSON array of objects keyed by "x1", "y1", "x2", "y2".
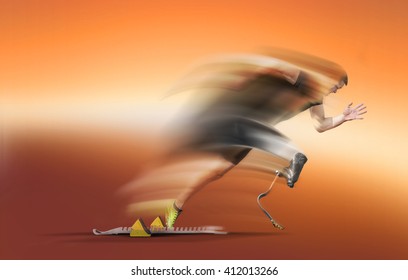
[
  {"x1": 166, "y1": 147, "x2": 251, "y2": 227},
  {"x1": 174, "y1": 146, "x2": 251, "y2": 208},
  {"x1": 166, "y1": 157, "x2": 234, "y2": 227},
  {"x1": 120, "y1": 148, "x2": 250, "y2": 228},
  {"x1": 238, "y1": 121, "x2": 308, "y2": 187}
]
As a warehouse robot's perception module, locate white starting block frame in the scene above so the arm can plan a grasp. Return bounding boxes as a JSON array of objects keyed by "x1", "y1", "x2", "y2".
[{"x1": 93, "y1": 217, "x2": 227, "y2": 237}]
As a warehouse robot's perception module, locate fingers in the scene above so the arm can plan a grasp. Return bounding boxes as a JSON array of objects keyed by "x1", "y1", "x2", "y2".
[
  {"x1": 356, "y1": 107, "x2": 367, "y2": 114},
  {"x1": 350, "y1": 103, "x2": 365, "y2": 110},
  {"x1": 349, "y1": 102, "x2": 368, "y2": 114},
  {"x1": 354, "y1": 103, "x2": 367, "y2": 115},
  {"x1": 348, "y1": 102, "x2": 366, "y2": 109}
]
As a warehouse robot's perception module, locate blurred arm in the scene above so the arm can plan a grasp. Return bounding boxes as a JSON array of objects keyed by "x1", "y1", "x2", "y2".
[
  {"x1": 310, "y1": 102, "x2": 367, "y2": 133},
  {"x1": 309, "y1": 104, "x2": 346, "y2": 133}
]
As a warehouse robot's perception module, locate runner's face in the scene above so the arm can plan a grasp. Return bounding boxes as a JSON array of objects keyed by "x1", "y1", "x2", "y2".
[{"x1": 329, "y1": 80, "x2": 345, "y2": 94}]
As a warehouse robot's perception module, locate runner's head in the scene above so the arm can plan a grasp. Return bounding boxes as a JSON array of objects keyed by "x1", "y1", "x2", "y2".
[
  {"x1": 329, "y1": 75, "x2": 348, "y2": 94},
  {"x1": 259, "y1": 47, "x2": 348, "y2": 95}
]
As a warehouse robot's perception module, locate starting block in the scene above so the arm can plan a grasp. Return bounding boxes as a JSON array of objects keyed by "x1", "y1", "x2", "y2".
[{"x1": 93, "y1": 216, "x2": 227, "y2": 237}]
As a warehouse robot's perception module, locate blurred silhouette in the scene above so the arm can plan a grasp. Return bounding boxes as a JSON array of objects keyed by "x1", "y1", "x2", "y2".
[{"x1": 119, "y1": 49, "x2": 367, "y2": 228}]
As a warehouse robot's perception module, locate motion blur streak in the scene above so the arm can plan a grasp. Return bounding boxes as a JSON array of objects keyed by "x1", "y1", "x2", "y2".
[{"x1": 118, "y1": 50, "x2": 347, "y2": 218}]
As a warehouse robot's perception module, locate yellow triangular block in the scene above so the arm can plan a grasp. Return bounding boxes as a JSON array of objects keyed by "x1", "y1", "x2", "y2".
[
  {"x1": 150, "y1": 216, "x2": 165, "y2": 229},
  {"x1": 130, "y1": 219, "x2": 151, "y2": 237}
]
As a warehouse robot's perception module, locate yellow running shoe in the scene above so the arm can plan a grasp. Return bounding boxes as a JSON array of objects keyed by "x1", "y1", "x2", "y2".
[{"x1": 165, "y1": 202, "x2": 182, "y2": 228}]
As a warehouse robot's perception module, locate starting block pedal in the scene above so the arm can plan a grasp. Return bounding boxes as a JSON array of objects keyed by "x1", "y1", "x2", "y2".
[
  {"x1": 130, "y1": 219, "x2": 151, "y2": 237},
  {"x1": 150, "y1": 216, "x2": 165, "y2": 230}
]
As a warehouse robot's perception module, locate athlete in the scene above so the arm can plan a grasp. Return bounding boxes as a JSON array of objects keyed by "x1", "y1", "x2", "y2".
[{"x1": 123, "y1": 50, "x2": 367, "y2": 228}]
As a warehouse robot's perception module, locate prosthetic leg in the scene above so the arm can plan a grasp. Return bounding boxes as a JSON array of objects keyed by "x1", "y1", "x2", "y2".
[
  {"x1": 257, "y1": 170, "x2": 284, "y2": 230},
  {"x1": 257, "y1": 153, "x2": 308, "y2": 229}
]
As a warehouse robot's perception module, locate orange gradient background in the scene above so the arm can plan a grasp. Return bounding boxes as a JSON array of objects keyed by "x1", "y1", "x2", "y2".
[{"x1": 1, "y1": 0, "x2": 407, "y2": 259}]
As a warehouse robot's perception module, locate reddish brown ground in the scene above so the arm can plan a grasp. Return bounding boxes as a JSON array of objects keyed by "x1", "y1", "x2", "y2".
[{"x1": 1, "y1": 130, "x2": 406, "y2": 260}]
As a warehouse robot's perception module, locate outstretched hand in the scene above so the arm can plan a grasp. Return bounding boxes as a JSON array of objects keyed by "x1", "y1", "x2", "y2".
[{"x1": 343, "y1": 102, "x2": 367, "y2": 121}]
